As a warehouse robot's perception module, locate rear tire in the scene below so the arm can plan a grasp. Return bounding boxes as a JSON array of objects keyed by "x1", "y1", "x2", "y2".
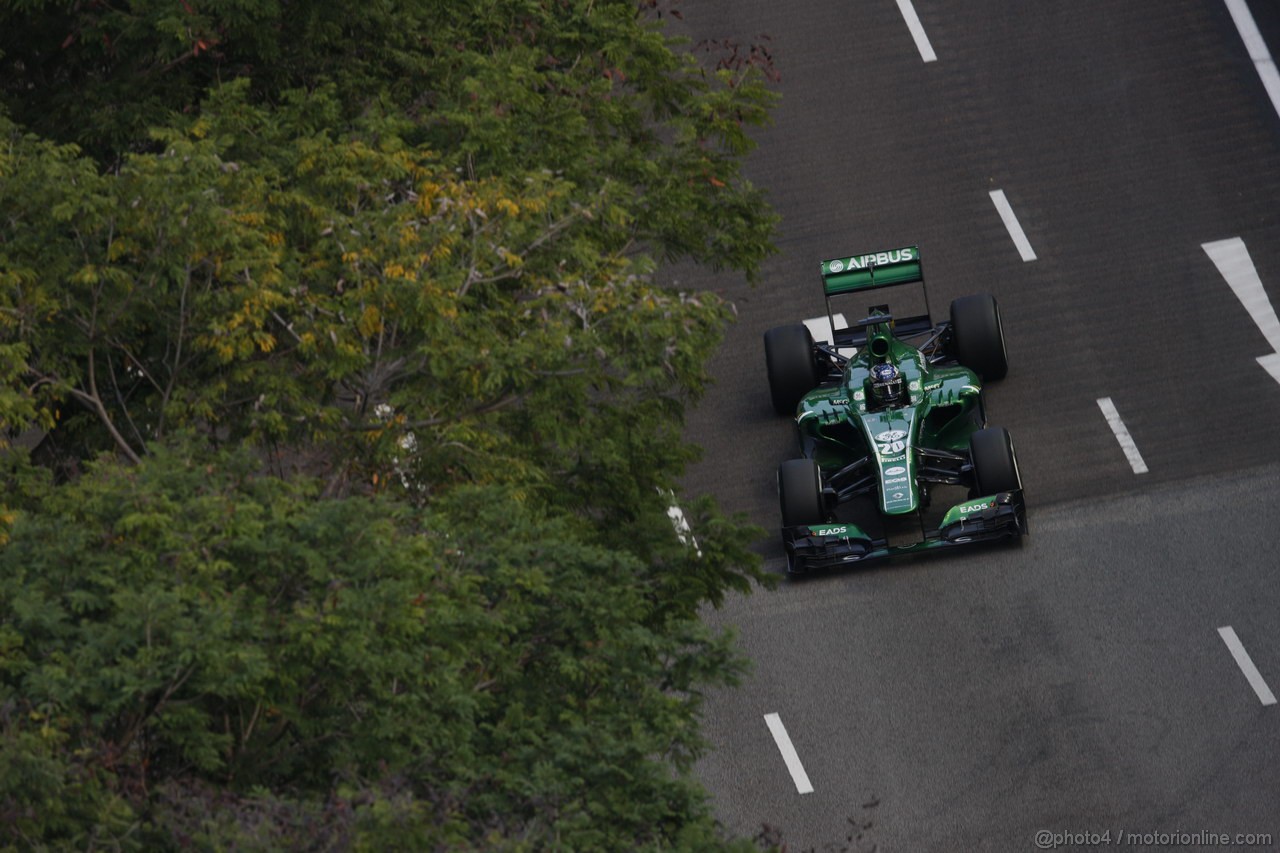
[
  {"x1": 950, "y1": 294, "x2": 1008, "y2": 381},
  {"x1": 764, "y1": 325, "x2": 819, "y2": 415},
  {"x1": 969, "y1": 427, "x2": 1021, "y2": 495},
  {"x1": 778, "y1": 458, "x2": 824, "y2": 527}
]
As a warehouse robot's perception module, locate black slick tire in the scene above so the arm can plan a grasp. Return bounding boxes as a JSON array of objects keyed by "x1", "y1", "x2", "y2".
[
  {"x1": 969, "y1": 427, "x2": 1021, "y2": 495},
  {"x1": 778, "y1": 458, "x2": 823, "y2": 527},
  {"x1": 764, "y1": 324, "x2": 818, "y2": 415},
  {"x1": 950, "y1": 294, "x2": 1008, "y2": 381}
]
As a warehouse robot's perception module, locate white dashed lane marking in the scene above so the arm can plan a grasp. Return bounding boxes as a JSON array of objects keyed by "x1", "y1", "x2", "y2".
[
  {"x1": 1202, "y1": 237, "x2": 1280, "y2": 387},
  {"x1": 764, "y1": 713, "x2": 814, "y2": 794},
  {"x1": 894, "y1": 0, "x2": 937, "y2": 63},
  {"x1": 665, "y1": 504, "x2": 701, "y2": 555},
  {"x1": 1225, "y1": 0, "x2": 1280, "y2": 123},
  {"x1": 1218, "y1": 626, "x2": 1278, "y2": 706},
  {"x1": 989, "y1": 190, "x2": 1037, "y2": 262},
  {"x1": 1096, "y1": 397, "x2": 1148, "y2": 474},
  {"x1": 660, "y1": 489, "x2": 702, "y2": 556}
]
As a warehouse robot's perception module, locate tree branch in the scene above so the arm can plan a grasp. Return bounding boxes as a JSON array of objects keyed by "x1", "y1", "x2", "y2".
[
  {"x1": 76, "y1": 349, "x2": 143, "y2": 464},
  {"x1": 82, "y1": 280, "x2": 144, "y2": 464},
  {"x1": 156, "y1": 262, "x2": 192, "y2": 438},
  {"x1": 105, "y1": 349, "x2": 149, "y2": 451}
]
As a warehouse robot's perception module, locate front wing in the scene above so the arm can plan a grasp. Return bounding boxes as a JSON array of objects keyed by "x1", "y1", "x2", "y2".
[{"x1": 782, "y1": 489, "x2": 1027, "y2": 573}]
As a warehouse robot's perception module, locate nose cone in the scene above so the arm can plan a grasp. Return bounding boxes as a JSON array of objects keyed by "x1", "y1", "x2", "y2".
[{"x1": 857, "y1": 408, "x2": 918, "y2": 515}]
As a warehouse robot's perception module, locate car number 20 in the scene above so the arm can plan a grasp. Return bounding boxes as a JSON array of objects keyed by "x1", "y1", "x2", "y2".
[{"x1": 875, "y1": 430, "x2": 908, "y2": 455}]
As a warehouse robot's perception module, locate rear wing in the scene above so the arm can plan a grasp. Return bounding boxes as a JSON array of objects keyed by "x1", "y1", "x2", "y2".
[
  {"x1": 820, "y1": 246, "x2": 922, "y2": 295},
  {"x1": 818, "y1": 245, "x2": 933, "y2": 347}
]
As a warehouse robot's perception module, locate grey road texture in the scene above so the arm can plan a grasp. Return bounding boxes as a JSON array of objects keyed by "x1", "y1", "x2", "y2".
[
  {"x1": 671, "y1": 0, "x2": 1280, "y2": 849},
  {"x1": 697, "y1": 465, "x2": 1280, "y2": 850}
]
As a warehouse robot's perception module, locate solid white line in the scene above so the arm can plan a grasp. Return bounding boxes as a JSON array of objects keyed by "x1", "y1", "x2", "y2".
[
  {"x1": 895, "y1": 0, "x2": 937, "y2": 63},
  {"x1": 1202, "y1": 237, "x2": 1280, "y2": 386},
  {"x1": 1203, "y1": 237, "x2": 1280, "y2": 344},
  {"x1": 1218, "y1": 626, "x2": 1278, "y2": 706},
  {"x1": 763, "y1": 713, "x2": 814, "y2": 794},
  {"x1": 1225, "y1": 0, "x2": 1280, "y2": 123},
  {"x1": 1255, "y1": 352, "x2": 1280, "y2": 386},
  {"x1": 803, "y1": 313, "x2": 848, "y2": 348},
  {"x1": 989, "y1": 190, "x2": 1037, "y2": 262},
  {"x1": 1203, "y1": 237, "x2": 1280, "y2": 350},
  {"x1": 1096, "y1": 397, "x2": 1148, "y2": 474}
]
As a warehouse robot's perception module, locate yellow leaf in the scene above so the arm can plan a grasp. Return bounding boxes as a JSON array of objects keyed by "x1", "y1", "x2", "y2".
[
  {"x1": 71, "y1": 265, "x2": 99, "y2": 286},
  {"x1": 357, "y1": 305, "x2": 382, "y2": 338},
  {"x1": 255, "y1": 331, "x2": 277, "y2": 353}
]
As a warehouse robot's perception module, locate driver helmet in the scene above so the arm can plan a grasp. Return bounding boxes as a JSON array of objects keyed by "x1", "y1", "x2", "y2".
[{"x1": 869, "y1": 362, "x2": 903, "y2": 406}]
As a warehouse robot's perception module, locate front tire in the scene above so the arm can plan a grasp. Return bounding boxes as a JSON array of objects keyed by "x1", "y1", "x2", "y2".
[
  {"x1": 969, "y1": 427, "x2": 1021, "y2": 495},
  {"x1": 778, "y1": 458, "x2": 823, "y2": 527},
  {"x1": 950, "y1": 294, "x2": 1008, "y2": 381},
  {"x1": 764, "y1": 325, "x2": 819, "y2": 415},
  {"x1": 779, "y1": 458, "x2": 824, "y2": 575}
]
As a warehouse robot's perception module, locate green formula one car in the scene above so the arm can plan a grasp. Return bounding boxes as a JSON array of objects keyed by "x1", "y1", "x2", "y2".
[{"x1": 764, "y1": 245, "x2": 1027, "y2": 574}]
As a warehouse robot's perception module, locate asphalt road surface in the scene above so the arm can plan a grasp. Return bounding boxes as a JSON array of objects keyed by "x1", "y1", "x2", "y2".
[{"x1": 670, "y1": 1, "x2": 1280, "y2": 849}]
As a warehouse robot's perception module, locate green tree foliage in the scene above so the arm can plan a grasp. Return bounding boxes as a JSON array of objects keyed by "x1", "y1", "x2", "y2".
[
  {"x1": 0, "y1": 0, "x2": 776, "y2": 274},
  {"x1": 0, "y1": 0, "x2": 779, "y2": 846},
  {"x1": 0, "y1": 446, "x2": 755, "y2": 849}
]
